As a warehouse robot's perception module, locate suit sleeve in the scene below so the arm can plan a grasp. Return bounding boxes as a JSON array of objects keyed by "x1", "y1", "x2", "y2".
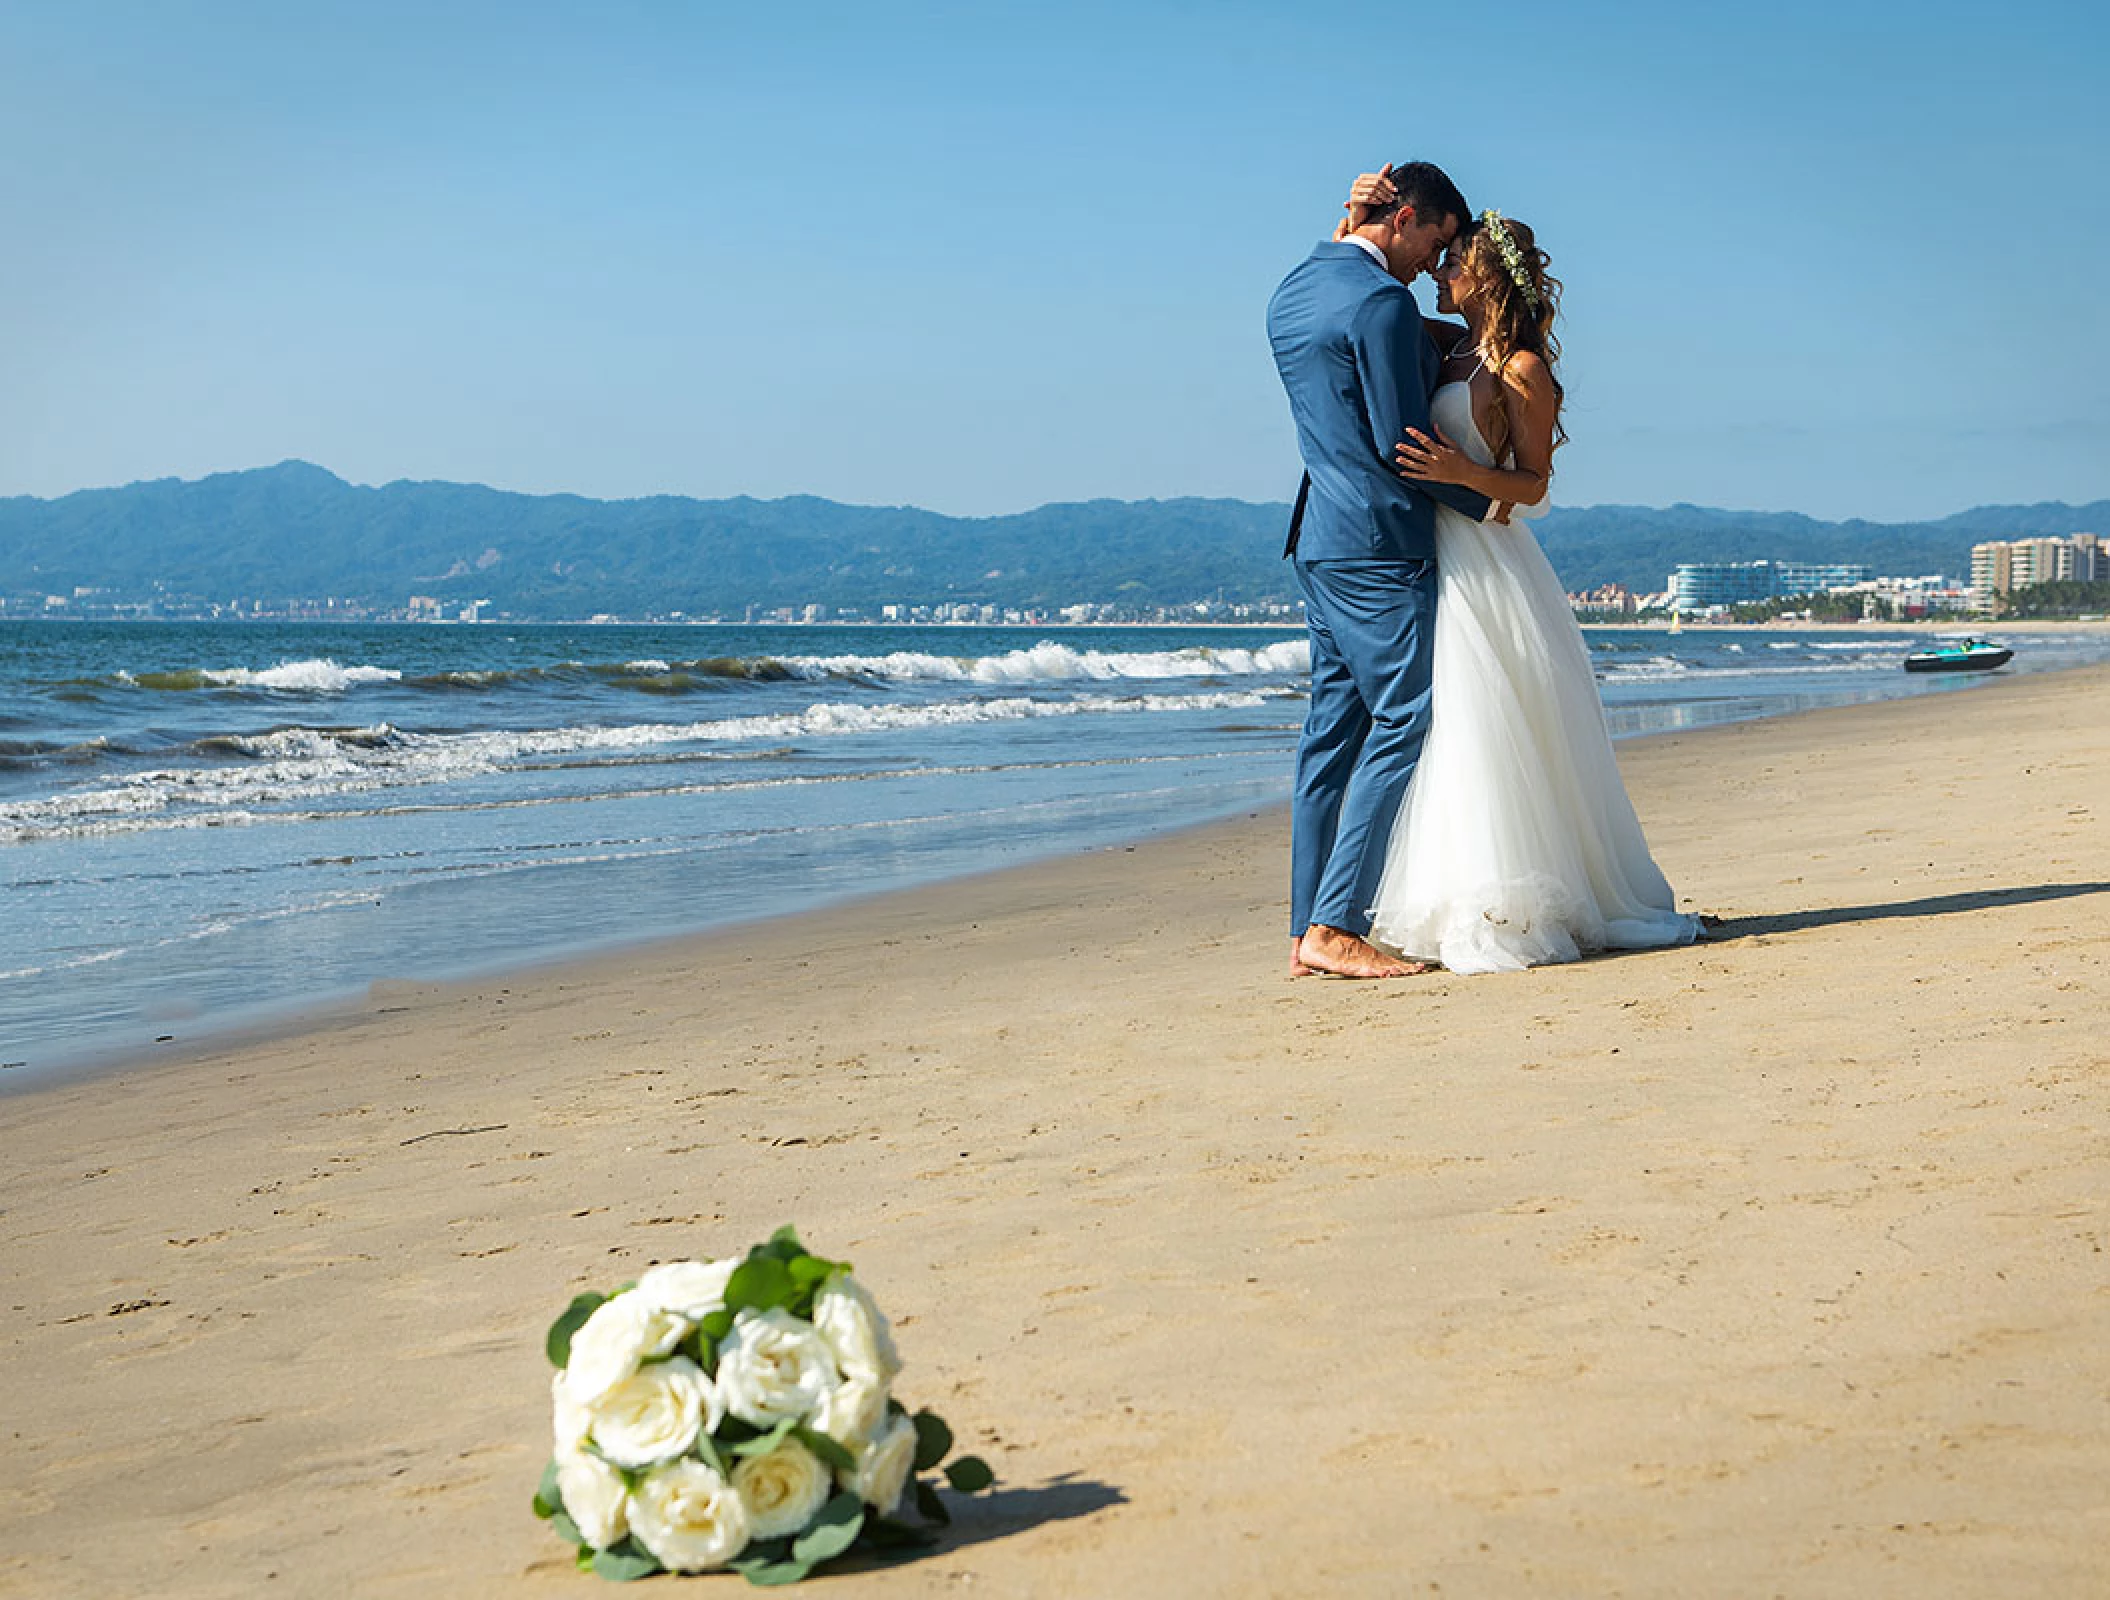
[{"x1": 1353, "y1": 291, "x2": 1494, "y2": 523}]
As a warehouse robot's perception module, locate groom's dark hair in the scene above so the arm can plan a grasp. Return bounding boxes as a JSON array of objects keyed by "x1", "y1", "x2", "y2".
[{"x1": 1371, "y1": 161, "x2": 1470, "y2": 231}]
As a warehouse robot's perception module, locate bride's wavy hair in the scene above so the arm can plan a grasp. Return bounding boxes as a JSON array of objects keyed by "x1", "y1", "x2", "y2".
[{"x1": 1457, "y1": 215, "x2": 1567, "y2": 463}]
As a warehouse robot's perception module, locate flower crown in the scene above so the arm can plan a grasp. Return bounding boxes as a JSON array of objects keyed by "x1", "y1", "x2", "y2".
[{"x1": 1478, "y1": 210, "x2": 1541, "y2": 311}]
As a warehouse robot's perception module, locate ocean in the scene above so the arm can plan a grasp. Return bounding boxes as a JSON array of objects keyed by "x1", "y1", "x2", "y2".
[{"x1": 6, "y1": 618, "x2": 2107, "y2": 1078}]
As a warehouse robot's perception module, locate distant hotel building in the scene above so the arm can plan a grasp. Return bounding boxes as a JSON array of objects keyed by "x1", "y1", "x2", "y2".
[
  {"x1": 1969, "y1": 533, "x2": 2102, "y2": 608},
  {"x1": 1668, "y1": 560, "x2": 1870, "y2": 614},
  {"x1": 1567, "y1": 582, "x2": 1638, "y2": 618}
]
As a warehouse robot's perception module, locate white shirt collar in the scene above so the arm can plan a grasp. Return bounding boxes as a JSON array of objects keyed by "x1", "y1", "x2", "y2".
[{"x1": 1341, "y1": 234, "x2": 1389, "y2": 271}]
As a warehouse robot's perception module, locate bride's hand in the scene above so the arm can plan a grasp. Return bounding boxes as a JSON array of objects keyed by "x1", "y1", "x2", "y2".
[
  {"x1": 1395, "y1": 426, "x2": 1471, "y2": 486},
  {"x1": 1341, "y1": 162, "x2": 1395, "y2": 232}
]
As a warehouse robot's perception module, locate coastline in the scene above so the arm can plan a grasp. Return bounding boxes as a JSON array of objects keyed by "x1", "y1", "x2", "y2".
[
  {"x1": 1587, "y1": 616, "x2": 2110, "y2": 633},
  {"x1": 4, "y1": 666, "x2": 2107, "y2": 1596}
]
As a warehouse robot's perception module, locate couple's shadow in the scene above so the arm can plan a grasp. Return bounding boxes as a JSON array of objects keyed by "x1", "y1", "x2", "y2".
[{"x1": 1699, "y1": 879, "x2": 2110, "y2": 942}]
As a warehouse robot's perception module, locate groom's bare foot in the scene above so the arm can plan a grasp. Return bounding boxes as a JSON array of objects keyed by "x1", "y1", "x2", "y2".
[
  {"x1": 1290, "y1": 937, "x2": 1316, "y2": 978},
  {"x1": 1295, "y1": 925, "x2": 1429, "y2": 979}
]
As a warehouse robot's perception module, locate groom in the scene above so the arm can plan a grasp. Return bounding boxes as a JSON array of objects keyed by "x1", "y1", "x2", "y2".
[{"x1": 1266, "y1": 160, "x2": 1493, "y2": 979}]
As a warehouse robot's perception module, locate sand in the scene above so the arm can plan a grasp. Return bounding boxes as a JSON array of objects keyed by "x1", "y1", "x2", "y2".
[{"x1": 5, "y1": 666, "x2": 2106, "y2": 1598}]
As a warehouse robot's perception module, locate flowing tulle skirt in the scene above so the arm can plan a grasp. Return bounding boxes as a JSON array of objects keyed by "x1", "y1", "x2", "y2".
[{"x1": 1367, "y1": 504, "x2": 1698, "y2": 974}]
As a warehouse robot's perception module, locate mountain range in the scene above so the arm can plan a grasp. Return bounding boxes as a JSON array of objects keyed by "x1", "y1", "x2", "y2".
[{"x1": 2, "y1": 460, "x2": 2102, "y2": 618}]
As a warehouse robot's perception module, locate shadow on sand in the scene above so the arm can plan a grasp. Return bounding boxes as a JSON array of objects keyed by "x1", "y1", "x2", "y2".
[
  {"x1": 835, "y1": 1475, "x2": 1127, "y2": 1574},
  {"x1": 938, "y1": 1474, "x2": 1128, "y2": 1551},
  {"x1": 1709, "y1": 880, "x2": 2110, "y2": 940}
]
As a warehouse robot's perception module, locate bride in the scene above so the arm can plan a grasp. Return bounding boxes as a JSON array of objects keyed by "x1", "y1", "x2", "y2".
[{"x1": 1343, "y1": 179, "x2": 1699, "y2": 972}]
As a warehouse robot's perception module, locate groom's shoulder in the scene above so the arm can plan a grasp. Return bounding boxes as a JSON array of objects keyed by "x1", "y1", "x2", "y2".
[
  {"x1": 1273, "y1": 243, "x2": 1367, "y2": 323},
  {"x1": 1347, "y1": 275, "x2": 1422, "y2": 337},
  {"x1": 1286, "y1": 240, "x2": 1381, "y2": 280}
]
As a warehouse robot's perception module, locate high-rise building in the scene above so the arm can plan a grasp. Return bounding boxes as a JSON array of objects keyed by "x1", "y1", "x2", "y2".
[
  {"x1": 1968, "y1": 532, "x2": 2102, "y2": 606},
  {"x1": 1969, "y1": 542, "x2": 2012, "y2": 604},
  {"x1": 1669, "y1": 561, "x2": 1777, "y2": 612},
  {"x1": 1776, "y1": 561, "x2": 1871, "y2": 594},
  {"x1": 1669, "y1": 560, "x2": 1870, "y2": 613}
]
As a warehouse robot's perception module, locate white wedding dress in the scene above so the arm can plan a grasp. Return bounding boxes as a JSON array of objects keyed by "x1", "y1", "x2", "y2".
[{"x1": 1367, "y1": 379, "x2": 1699, "y2": 973}]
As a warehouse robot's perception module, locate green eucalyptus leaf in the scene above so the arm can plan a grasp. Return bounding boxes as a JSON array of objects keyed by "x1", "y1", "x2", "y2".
[
  {"x1": 726, "y1": 1256, "x2": 796, "y2": 1313},
  {"x1": 546, "y1": 1291, "x2": 606, "y2": 1368},
  {"x1": 692, "y1": 1431, "x2": 729, "y2": 1478},
  {"x1": 692, "y1": 1333, "x2": 718, "y2": 1374},
  {"x1": 943, "y1": 1456, "x2": 995, "y2": 1493},
  {"x1": 728, "y1": 1417, "x2": 798, "y2": 1458},
  {"x1": 733, "y1": 1558, "x2": 813, "y2": 1586},
  {"x1": 787, "y1": 1254, "x2": 833, "y2": 1286},
  {"x1": 575, "y1": 1544, "x2": 597, "y2": 1573},
  {"x1": 548, "y1": 1508, "x2": 586, "y2": 1548},
  {"x1": 591, "y1": 1539, "x2": 662, "y2": 1582},
  {"x1": 793, "y1": 1427, "x2": 855, "y2": 1474},
  {"x1": 729, "y1": 1538, "x2": 803, "y2": 1584},
  {"x1": 782, "y1": 1253, "x2": 836, "y2": 1317},
  {"x1": 911, "y1": 1411, "x2": 953, "y2": 1472},
  {"x1": 790, "y1": 1493, "x2": 865, "y2": 1566},
  {"x1": 766, "y1": 1224, "x2": 806, "y2": 1258},
  {"x1": 699, "y1": 1307, "x2": 735, "y2": 1342},
  {"x1": 533, "y1": 1458, "x2": 564, "y2": 1519},
  {"x1": 912, "y1": 1477, "x2": 951, "y2": 1526}
]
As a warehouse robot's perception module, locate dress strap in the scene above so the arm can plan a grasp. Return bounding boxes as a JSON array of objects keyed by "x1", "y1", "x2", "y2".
[{"x1": 1449, "y1": 339, "x2": 1486, "y2": 381}]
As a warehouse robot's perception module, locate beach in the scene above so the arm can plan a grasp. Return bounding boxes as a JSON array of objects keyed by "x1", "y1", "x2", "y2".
[{"x1": 5, "y1": 664, "x2": 2106, "y2": 1596}]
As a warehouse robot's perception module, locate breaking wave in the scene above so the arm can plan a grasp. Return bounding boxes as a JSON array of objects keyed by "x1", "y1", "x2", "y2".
[{"x1": 0, "y1": 687, "x2": 1294, "y2": 843}]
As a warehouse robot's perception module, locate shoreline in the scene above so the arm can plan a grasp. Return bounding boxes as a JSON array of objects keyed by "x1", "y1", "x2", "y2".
[
  {"x1": 14, "y1": 648, "x2": 2110, "y2": 1091},
  {"x1": 4, "y1": 788, "x2": 1292, "y2": 1090},
  {"x1": 3, "y1": 801, "x2": 1283, "y2": 1096},
  {"x1": 4, "y1": 665, "x2": 2107, "y2": 1594},
  {"x1": 14, "y1": 614, "x2": 2110, "y2": 634},
  {"x1": 1593, "y1": 616, "x2": 2110, "y2": 634}
]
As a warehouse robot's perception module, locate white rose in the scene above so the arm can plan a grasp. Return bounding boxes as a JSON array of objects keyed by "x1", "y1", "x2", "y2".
[
  {"x1": 629, "y1": 1458, "x2": 752, "y2": 1573},
  {"x1": 812, "y1": 1274, "x2": 903, "y2": 1384},
  {"x1": 811, "y1": 1372, "x2": 888, "y2": 1452},
  {"x1": 730, "y1": 1438, "x2": 834, "y2": 1540},
  {"x1": 552, "y1": 1371, "x2": 591, "y2": 1453},
  {"x1": 585, "y1": 1355, "x2": 718, "y2": 1469},
  {"x1": 843, "y1": 1412, "x2": 918, "y2": 1515},
  {"x1": 715, "y1": 1308, "x2": 840, "y2": 1427},
  {"x1": 637, "y1": 1258, "x2": 739, "y2": 1322},
  {"x1": 555, "y1": 1447, "x2": 631, "y2": 1549},
  {"x1": 562, "y1": 1291, "x2": 688, "y2": 1406}
]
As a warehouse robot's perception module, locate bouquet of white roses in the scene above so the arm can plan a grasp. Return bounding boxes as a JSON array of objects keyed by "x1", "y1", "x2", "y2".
[{"x1": 534, "y1": 1227, "x2": 991, "y2": 1584}]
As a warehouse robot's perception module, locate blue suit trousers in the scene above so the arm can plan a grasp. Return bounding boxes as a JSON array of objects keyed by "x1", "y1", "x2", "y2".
[{"x1": 1290, "y1": 558, "x2": 1438, "y2": 938}]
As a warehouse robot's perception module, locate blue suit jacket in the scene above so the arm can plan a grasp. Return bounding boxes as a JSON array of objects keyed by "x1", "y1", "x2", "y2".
[{"x1": 1267, "y1": 242, "x2": 1492, "y2": 561}]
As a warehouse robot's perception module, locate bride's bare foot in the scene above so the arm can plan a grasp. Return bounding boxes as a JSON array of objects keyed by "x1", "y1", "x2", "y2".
[{"x1": 1296, "y1": 925, "x2": 1429, "y2": 979}]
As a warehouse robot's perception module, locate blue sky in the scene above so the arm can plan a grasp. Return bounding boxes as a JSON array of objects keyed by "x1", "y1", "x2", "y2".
[{"x1": 3, "y1": 1, "x2": 2104, "y2": 521}]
